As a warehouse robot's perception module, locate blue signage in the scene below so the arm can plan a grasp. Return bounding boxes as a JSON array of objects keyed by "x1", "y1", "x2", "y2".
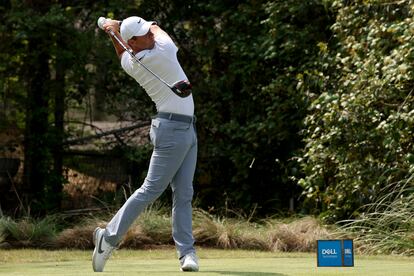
[
  {"x1": 317, "y1": 239, "x2": 354, "y2": 267},
  {"x1": 343, "y1": 239, "x2": 354, "y2": 267}
]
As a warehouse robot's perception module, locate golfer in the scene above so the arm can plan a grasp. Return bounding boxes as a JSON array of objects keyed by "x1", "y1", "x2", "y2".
[{"x1": 92, "y1": 16, "x2": 199, "y2": 272}]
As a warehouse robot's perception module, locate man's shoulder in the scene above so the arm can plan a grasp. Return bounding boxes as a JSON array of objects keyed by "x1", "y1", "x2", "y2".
[{"x1": 152, "y1": 25, "x2": 173, "y2": 43}]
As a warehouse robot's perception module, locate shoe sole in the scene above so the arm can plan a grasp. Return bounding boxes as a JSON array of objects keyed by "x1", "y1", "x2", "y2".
[
  {"x1": 181, "y1": 268, "x2": 199, "y2": 272},
  {"x1": 181, "y1": 266, "x2": 199, "y2": 272}
]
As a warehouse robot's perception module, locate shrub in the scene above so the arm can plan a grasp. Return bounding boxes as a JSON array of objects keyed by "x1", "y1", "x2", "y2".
[{"x1": 299, "y1": 0, "x2": 414, "y2": 220}]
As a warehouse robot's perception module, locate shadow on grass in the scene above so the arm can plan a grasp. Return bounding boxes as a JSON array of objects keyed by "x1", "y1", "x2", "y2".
[{"x1": 210, "y1": 271, "x2": 287, "y2": 276}]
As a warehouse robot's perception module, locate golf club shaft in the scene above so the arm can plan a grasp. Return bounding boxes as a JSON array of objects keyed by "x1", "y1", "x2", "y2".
[
  {"x1": 107, "y1": 29, "x2": 174, "y2": 89},
  {"x1": 97, "y1": 17, "x2": 191, "y2": 98}
]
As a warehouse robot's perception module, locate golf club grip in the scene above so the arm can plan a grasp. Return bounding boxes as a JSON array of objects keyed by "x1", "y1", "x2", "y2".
[{"x1": 97, "y1": 17, "x2": 107, "y2": 30}]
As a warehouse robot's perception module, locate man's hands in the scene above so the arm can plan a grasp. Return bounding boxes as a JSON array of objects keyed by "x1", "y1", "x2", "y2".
[
  {"x1": 103, "y1": 19, "x2": 121, "y2": 34},
  {"x1": 97, "y1": 17, "x2": 121, "y2": 34},
  {"x1": 97, "y1": 17, "x2": 127, "y2": 59}
]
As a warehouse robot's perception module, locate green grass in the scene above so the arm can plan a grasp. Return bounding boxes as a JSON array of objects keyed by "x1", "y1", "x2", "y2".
[{"x1": 0, "y1": 248, "x2": 413, "y2": 275}]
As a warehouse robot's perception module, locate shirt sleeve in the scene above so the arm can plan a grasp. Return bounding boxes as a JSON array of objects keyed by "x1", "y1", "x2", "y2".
[
  {"x1": 120, "y1": 51, "x2": 134, "y2": 75},
  {"x1": 154, "y1": 31, "x2": 178, "y2": 53}
]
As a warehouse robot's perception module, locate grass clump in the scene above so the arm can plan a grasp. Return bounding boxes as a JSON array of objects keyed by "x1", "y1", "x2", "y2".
[
  {"x1": 0, "y1": 204, "x2": 334, "y2": 252},
  {"x1": 266, "y1": 216, "x2": 331, "y2": 252},
  {"x1": 135, "y1": 203, "x2": 172, "y2": 245},
  {"x1": 54, "y1": 219, "x2": 104, "y2": 249},
  {"x1": 0, "y1": 216, "x2": 57, "y2": 248},
  {"x1": 339, "y1": 174, "x2": 414, "y2": 256},
  {"x1": 193, "y1": 209, "x2": 268, "y2": 250},
  {"x1": 193, "y1": 209, "x2": 330, "y2": 252}
]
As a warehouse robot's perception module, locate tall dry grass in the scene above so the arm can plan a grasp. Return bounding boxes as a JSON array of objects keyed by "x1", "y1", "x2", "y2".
[
  {"x1": 266, "y1": 217, "x2": 331, "y2": 252},
  {"x1": 193, "y1": 209, "x2": 269, "y2": 250},
  {"x1": 54, "y1": 219, "x2": 105, "y2": 249},
  {"x1": 338, "y1": 174, "x2": 414, "y2": 256},
  {"x1": 193, "y1": 209, "x2": 331, "y2": 252},
  {"x1": 0, "y1": 204, "x2": 335, "y2": 251},
  {"x1": 0, "y1": 216, "x2": 57, "y2": 248}
]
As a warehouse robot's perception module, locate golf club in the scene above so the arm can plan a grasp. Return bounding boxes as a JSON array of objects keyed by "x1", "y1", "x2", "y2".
[{"x1": 97, "y1": 17, "x2": 192, "y2": 98}]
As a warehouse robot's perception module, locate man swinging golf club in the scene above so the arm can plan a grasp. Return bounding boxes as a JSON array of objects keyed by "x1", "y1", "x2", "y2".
[{"x1": 93, "y1": 16, "x2": 199, "y2": 272}]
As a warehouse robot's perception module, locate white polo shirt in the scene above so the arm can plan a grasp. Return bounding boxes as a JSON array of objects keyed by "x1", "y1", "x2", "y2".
[{"x1": 121, "y1": 31, "x2": 194, "y2": 116}]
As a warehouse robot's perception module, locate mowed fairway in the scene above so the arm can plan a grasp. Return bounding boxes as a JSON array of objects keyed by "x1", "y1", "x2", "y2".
[{"x1": 0, "y1": 248, "x2": 413, "y2": 276}]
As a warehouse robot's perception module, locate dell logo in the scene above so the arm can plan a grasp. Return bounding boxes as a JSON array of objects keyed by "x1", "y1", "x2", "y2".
[{"x1": 322, "y1": 249, "x2": 337, "y2": 255}]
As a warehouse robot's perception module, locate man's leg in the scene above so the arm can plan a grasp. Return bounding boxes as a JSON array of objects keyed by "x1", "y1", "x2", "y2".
[
  {"x1": 171, "y1": 141, "x2": 197, "y2": 257},
  {"x1": 170, "y1": 122, "x2": 198, "y2": 272},
  {"x1": 92, "y1": 118, "x2": 195, "y2": 272},
  {"x1": 104, "y1": 118, "x2": 192, "y2": 246}
]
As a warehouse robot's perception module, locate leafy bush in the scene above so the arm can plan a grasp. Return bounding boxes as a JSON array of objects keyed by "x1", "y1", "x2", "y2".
[
  {"x1": 184, "y1": 0, "x2": 333, "y2": 216},
  {"x1": 299, "y1": 0, "x2": 414, "y2": 220}
]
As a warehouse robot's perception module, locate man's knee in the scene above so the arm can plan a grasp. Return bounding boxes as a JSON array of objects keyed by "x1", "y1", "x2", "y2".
[
  {"x1": 173, "y1": 187, "x2": 194, "y2": 203},
  {"x1": 134, "y1": 181, "x2": 168, "y2": 202}
]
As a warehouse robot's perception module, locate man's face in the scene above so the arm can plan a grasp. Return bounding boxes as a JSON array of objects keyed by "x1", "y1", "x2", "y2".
[{"x1": 128, "y1": 28, "x2": 155, "y2": 51}]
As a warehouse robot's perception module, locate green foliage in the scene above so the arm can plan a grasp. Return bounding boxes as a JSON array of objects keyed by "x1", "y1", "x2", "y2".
[
  {"x1": 170, "y1": 0, "x2": 333, "y2": 215},
  {"x1": 1, "y1": 1, "x2": 154, "y2": 214},
  {"x1": 4, "y1": 0, "x2": 413, "y2": 222},
  {"x1": 299, "y1": 0, "x2": 414, "y2": 220}
]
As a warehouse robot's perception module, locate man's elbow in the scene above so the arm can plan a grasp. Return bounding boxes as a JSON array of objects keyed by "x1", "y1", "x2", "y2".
[{"x1": 117, "y1": 49, "x2": 125, "y2": 59}]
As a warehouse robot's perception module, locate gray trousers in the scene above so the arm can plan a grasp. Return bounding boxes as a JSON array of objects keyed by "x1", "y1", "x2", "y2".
[{"x1": 104, "y1": 115, "x2": 197, "y2": 258}]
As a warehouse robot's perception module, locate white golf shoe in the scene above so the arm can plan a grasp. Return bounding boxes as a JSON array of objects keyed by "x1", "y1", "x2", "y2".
[
  {"x1": 92, "y1": 227, "x2": 115, "y2": 272},
  {"x1": 180, "y1": 252, "x2": 199, "y2": 272}
]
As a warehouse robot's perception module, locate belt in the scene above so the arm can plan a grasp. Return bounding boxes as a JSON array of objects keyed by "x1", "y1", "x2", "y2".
[{"x1": 155, "y1": 112, "x2": 196, "y2": 124}]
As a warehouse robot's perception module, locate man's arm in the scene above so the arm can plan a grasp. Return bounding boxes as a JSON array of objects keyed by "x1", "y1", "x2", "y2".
[{"x1": 103, "y1": 19, "x2": 127, "y2": 59}]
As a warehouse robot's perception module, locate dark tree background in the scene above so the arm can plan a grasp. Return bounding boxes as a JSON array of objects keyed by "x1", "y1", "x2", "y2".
[{"x1": 1, "y1": 0, "x2": 412, "y2": 220}]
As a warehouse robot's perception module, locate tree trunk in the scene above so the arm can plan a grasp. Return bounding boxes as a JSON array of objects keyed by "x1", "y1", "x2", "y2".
[
  {"x1": 22, "y1": 0, "x2": 52, "y2": 214},
  {"x1": 51, "y1": 34, "x2": 66, "y2": 211}
]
